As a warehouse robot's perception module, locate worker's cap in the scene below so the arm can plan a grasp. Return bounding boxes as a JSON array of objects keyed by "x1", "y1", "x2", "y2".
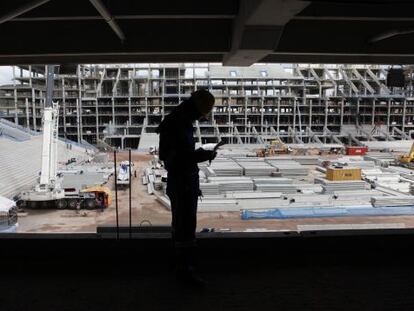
[{"x1": 191, "y1": 90, "x2": 215, "y2": 116}]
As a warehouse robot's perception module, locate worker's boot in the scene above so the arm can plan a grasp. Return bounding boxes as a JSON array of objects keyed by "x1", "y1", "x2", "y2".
[{"x1": 175, "y1": 247, "x2": 206, "y2": 289}]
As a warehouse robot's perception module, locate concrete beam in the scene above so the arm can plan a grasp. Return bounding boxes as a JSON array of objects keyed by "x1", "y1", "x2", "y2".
[
  {"x1": 339, "y1": 67, "x2": 359, "y2": 94},
  {"x1": 270, "y1": 126, "x2": 279, "y2": 138},
  {"x1": 357, "y1": 125, "x2": 378, "y2": 141},
  {"x1": 252, "y1": 126, "x2": 265, "y2": 144},
  {"x1": 213, "y1": 122, "x2": 222, "y2": 141},
  {"x1": 323, "y1": 66, "x2": 343, "y2": 96},
  {"x1": 307, "y1": 127, "x2": 322, "y2": 144},
  {"x1": 377, "y1": 127, "x2": 395, "y2": 141},
  {"x1": 289, "y1": 126, "x2": 304, "y2": 144},
  {"x1": 348, "y1": 133, "x2": 363, "y2": 146},
  {"x1": 393, "y1": 126, "x2": 410, "y2": 140},
  {"x1": 233, "y1": 126, "x2": 243, "y2": 144},
  {"x1": 324, "y1": 127, "x2": 343, "y2": 145},
  {"x1": 223, "y1": 0, "x2": 309, "y2": 66},
  {"x1": 352, "y1": 68, "x2": 375, "y2": 94},
  {"x1": 366, "y1": 68, "x2": 390, "y2": 94}
]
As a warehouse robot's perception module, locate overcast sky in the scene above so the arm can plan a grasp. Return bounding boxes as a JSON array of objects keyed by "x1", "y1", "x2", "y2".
[{"x1": 0, "y1": 66, "x2": 13, "y2": 85}]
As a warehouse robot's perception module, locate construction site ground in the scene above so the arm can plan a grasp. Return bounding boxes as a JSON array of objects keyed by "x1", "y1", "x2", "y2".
[{"x1": 17, "y1": 152, "x2": 414, "y2": 233}]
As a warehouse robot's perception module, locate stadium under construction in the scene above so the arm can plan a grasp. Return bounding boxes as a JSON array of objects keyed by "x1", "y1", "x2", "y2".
[
  {"x1": 2, "y1": 63, "x2": 414, "y2": 149},
  {"x1": 3, "y1": 0, "x2": 414, "y2": 309}
]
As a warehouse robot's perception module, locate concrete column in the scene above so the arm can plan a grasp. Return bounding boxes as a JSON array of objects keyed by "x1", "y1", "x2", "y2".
[
  {"x1": 76, "y1": 98, "x2": 81, "y2": 142},
  {"x1": 28, "y1": 65, "x2": 32, "y2": 87},
  {"x1": 403, "y1": 99, "x2": 407, "y2": 133},
  {"x1": 32, "y1": 88, "x2": 36, "y2": 130},
  {"x1": 12, "y1": 66, "x2": 18, "y2": 124},
  {"x1": 309, "y1": 99, "x2": 313, "y2": 129},
  {"x1": 277, "y1": 98, "x2": 280, "y2": 134},
  {"x1": 161, "y1": 68, "x2": 165, "y2": 118},
  {"x1": 112, "y1": 97, "x2": 115, "y2": 125},
  {"x1": 145, "y1": 94, "x2": 148, "y2": 120},
  {"x1": 372, "y1": 98, "x2": 376, "y2": 127},
  {"x1": 78, "y1": 65, "x2": 82, "y2": 142},
  {"x1": 228, "y1": 97, "x2": 231, "y2": 127},
  {"x1": 95, "y1": 99, "x2": 99, "y2": 142},
  {"x1": 25, "y1": 98, "x2": 30, "y2": 127},
  {"x1": 244, "y1": 96, "x2": 248, "y2": 134},
  {"x1": 356, "y1": 98, "x2": 360, "y2": 127},
  {"x1": 62, "y1": 77, "x2": 67, "y2": 138},
  {"x1": 128, "y1": 97, "x2": 132, "y2": 126},
  {"x1": 260, "y1": 96, "x2": 264, "y2": 135},
  {"x1": 293, "y1": 99, "x2": 296, "y2": 130},
  {"x1": 387, "y1": 99, "x2": 391, "y2": 132}
]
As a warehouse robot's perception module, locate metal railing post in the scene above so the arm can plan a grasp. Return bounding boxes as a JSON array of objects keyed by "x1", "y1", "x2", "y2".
[
  {"x1": 113, "y1": 150, "x2": 119, "y2": 239},
  {"x1": 129, "y1": 149, "x2": 132, "y2": 239}
]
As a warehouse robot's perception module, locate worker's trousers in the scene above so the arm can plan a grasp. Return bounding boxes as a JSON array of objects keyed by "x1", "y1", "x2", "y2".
[{"x1": 166, "y1": 172, "x2": 200, "y2": 250}]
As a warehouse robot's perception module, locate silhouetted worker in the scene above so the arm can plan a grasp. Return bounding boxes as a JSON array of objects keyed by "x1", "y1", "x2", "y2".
[{"x1": 156, "y1": 90, "x2": 216, "y2": 287}]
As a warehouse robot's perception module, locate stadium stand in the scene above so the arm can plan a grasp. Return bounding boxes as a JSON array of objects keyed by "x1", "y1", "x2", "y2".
[{"x1": 0, "y1": 119, "x2": 92, "y2": 199}]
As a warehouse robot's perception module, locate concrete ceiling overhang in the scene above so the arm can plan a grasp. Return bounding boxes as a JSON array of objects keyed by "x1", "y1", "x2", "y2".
[{"x1": 0, "y1": 0, "x2": 414, "y2": 65}]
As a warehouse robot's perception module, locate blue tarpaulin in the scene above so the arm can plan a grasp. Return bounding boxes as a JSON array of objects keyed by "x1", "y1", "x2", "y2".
[{"x1": 241, "y1": 205, "x2": 414, "y2": 220}]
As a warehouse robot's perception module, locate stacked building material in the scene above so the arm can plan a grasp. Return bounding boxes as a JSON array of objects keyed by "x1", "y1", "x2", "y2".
[
  {"x1": 199, "y1": 183, "x2": 220, "y2": 196},
  {"x1": 266, "y1": 156, "x2": 319, "y2": 165},
  {"x1": 296, "y1": 183, "x2": 323, "y2": 193},
  {"x1": 401, "y1": 174, "x2": 414, "y2": 182},
  {"x1": 205, "y1": 159, "x2": 243, "y2": 176},
  {"x1": 237, "y1": 160, "x2": 276, "y2": 176},
  {"x1": 364, "y1": 141, "x2": 413, "y2": 153},
  {"x1": 255, "y1": 184, "x2": 297, "y2": 193},
  {"x1": 364, "y1": 170, "x2": 410, "y2": 193},
  {"x1": 385, "y1": 166, "x2": 414, "y2": 176},
  {"x1": 364, "y1": 152, "x2": 396, "y2": 165},
  {"x1": 252, "y1": 177, "x2": 293, "y2": 185},
  {"x1": 371, "y1": 196, "x2": 414, "y2": 207},
  {"x1": 198, "y1": 199, "x2": 240, "y2": 212},
  {"x1": 330, "y1": 189, "x2": 386, "y2": 199},
  {"x1": 218, "y1": 180, "x2": 255, "y2": 192},
  {"x1": 266, "y1": 159, "x2": 308, "y2": 177},
  {"x1": 224, "y1": 192, "x2": 282, "y2": 199},
  {"x1": 291, "y1": 156, "x2": 319, "y2": 165},
  {"x1": 207, "y1": 176, "x2": 252, "y2": 183},
  {"x1": 282, "y1": 194, "x2": 333, "y2": 205},
  {"x1": 314, "y1": 177, "x2": 368, "y2": 193}
]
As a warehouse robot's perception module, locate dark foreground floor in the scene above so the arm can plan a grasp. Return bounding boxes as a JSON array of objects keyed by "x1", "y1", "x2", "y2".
[{"x1": 1, "y1": 230, "x2": 414, "y2": 311}]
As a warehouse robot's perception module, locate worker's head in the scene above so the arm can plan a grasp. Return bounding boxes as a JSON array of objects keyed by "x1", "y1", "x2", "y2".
[{"x1": 190, "y1": 90, "x2": 215, "y2": 119}]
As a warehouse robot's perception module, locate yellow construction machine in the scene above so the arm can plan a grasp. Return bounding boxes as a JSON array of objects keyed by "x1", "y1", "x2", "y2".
[
  {"x1": 397, "y1": 142, "x2": 414, "y2": 168},
  {"x1": 256, "y1": 139, "x2": 289, "y2": 157}
]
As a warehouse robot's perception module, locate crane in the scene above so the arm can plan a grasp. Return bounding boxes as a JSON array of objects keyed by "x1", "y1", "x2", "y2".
[
  {"x1": 19, "y1": 66, "x2": 111, "y2": 210},
  {"x1": 20, "y1": 65, "x2": 65, "y2": 208}
]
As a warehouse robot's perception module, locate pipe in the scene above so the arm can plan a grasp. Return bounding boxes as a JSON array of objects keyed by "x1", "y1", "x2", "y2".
[
  {"x1": 0, "y1": 0, "x2": 51, "y2": 24},
  {"x1": 89, "y1": 0, "x2": 126, "y2": 42}
]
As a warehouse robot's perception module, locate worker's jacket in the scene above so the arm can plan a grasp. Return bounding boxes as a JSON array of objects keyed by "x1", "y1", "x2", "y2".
[{"x1": 156, "y1": 100, "x2": 212, "y2": 177}]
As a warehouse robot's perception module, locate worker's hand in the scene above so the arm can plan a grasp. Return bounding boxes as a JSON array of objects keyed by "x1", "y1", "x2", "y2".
[
  {"x1": 209, "y1": 151, "x2": 217, "y2": 161},
  {"x1": 195, "y1": 148, "x2": 217, "y2": 163}
]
